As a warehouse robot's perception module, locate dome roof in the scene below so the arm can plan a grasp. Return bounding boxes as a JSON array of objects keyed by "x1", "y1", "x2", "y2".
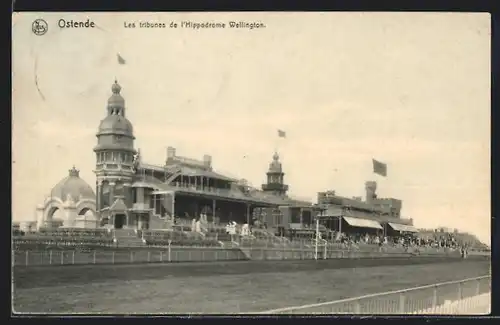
[
  {"x1": 268, "y1": 151, "x2": 282, "y2": 173},
  {"x1": 97, "y1": 80, "x2": 134, "y2": 137},
  {"x1": 50, "y1": 166, "x2": 95, "y2": 202},
  {"x1": 108, "y1": 79, "x2": 124, "y2": 107},
  {"x1": 97, "y1": 114, "x2": 134, "y2": 136}
]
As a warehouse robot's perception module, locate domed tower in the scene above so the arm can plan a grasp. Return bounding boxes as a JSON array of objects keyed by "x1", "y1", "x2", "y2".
[
  {"x1": 261, "y1": 151, "x2": 289, "y2": 197},
  {"x1": 94, "y1": 80, "x2": 136, "y2": 228}
]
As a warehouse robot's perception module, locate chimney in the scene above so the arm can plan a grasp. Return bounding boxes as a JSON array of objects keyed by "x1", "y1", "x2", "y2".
[
  {"x1": 166, "y1": 146, "x2": 176, "y2": 163},
  {"x1": 203, "y1": 154, "x2": 212, "y2": 169},
  {"x1": 365, "y1": 181, "x2": 377, "y2": 204}
]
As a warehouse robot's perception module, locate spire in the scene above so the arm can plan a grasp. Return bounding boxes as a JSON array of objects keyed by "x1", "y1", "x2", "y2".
[{"x1": 69, "y1": 165, "x2": 80, "y2": 177}]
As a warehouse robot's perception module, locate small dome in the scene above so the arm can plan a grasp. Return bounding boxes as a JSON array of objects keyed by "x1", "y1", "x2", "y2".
[
  {"x1": 108, "y1": 80, "x2": 124, "y2": 107},
  {"x1": 269, "y1": 151, "x2": 282, "y2": 173},
  {"x1": 50, "y1": 166, "x2": 95, "y2": 202},
  {"x1": 97, "y1": 114, "x2": 134, "y2": 136},
  {"x1": 111, "y1": 79, "x2": 122, "y2": 94}
]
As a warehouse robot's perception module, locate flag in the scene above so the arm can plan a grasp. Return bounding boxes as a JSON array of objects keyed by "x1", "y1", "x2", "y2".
[
  {"x1": 372, "y1": 159, "x2": 387, "y2": 177},
  {"x1": 117, "y1": 53, "x2": 126, "y2": 65},
  {"x1": 277, "y1": 129, "x2": 286, "y2": 138}
]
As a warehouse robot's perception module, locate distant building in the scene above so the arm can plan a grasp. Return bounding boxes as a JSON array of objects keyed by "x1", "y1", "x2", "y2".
[{"x1": 316, "y1": 181, "x2": 415, "y2": 236}]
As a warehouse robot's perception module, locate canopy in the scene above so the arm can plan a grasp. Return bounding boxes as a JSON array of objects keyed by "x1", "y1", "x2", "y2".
[
  {"x1": 388, "y1": 223, "x2": 419, "y2": 233},
  {"x1": 343, "y1": 216, "x2": 383, "y2": 230}
]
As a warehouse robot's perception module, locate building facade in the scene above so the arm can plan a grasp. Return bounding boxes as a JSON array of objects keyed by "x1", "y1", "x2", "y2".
[{"x1": 90, "y1": 80, "x2": 316, "y2": 231}]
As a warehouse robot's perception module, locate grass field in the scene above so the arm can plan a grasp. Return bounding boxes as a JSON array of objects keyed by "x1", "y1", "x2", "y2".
[{"x1": 13, "y1": 257, "x2": 490, "y2": 314}]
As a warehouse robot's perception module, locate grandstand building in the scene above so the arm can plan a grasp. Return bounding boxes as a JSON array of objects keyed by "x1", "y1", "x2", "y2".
[
  {"x1": 36, "y1": 80, "x2": 318, "y2": 231},
  {"x1": 316, "y1": 181, "x2": 417, "y2": 236}
]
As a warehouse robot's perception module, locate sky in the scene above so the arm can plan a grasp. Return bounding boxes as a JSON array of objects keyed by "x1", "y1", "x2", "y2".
[{"x1": 12, "y1": 12, "x2": 491, "y2": 244}]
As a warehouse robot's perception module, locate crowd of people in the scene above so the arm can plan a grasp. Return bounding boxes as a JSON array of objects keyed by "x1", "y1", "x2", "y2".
[{"x1": 169, "y1": 214, "x2": 478, "y2": 258}]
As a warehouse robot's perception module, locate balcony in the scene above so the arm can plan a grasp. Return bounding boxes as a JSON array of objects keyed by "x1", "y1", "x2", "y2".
[
  {"x1": 163, "y1": 183, "x2": 283, "y2": 205},
  {"x1": 131, "y1": 203, "x2": 152, "y2": 212},
  {"x1": 261, "y1": 183, "x2": 289, "y2": 192}
]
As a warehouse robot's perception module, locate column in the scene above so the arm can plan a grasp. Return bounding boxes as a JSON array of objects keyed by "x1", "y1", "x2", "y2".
[
  {"x1": 246, "y1": 204, "x2": 251, "y2": 225},
  {"x1": 108, "y1": 182, "x2": 115, "y2": 227},
  {"x1": 96, "y1": 180, "x2": 101, "y2": 221},
  {"x1": 299, "y1": 207, "x2": 303, "y2": 225},
  {"x1": 35, "y1": 206, "x2": 44, "y2": 231},
  {"x1": 124, "y1": 182, "x2": 131, "y2": 226},
  {"x1": 137, "y1": 187, "x2": 145, "y2": 204},
  {"x1": 212, "y1": 199, "x2": 216, "y2": 224},
  {"x1": 109, "y1": 182, "x2": 116, "y2": 206},
  {"x1": 153, "y1": 193, "x2": 157, "y2": 215}
]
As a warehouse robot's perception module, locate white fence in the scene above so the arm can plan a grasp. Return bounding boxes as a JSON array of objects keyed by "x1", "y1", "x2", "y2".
[
  {"x1": 12, "y1": 247, "x2": 426, "y2": 267},
  {"x1": 254, "y1": 275, "x2": 491, "y2": 315}
]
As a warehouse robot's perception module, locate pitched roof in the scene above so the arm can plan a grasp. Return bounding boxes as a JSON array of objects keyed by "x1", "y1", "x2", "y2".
[{"x1": 109, "y1": 197, "x2": 128, "y2": 212}]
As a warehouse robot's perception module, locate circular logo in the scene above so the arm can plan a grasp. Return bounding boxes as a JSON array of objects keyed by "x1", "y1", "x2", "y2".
[{"x1": 32, "y1": 19, "x2": 48, "y2": 36}]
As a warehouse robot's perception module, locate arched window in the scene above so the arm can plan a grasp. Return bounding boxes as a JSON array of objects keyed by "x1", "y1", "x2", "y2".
[
  {"x1": 101, "y1": 182, "x2": 110, "y2": 208},
  {"x1": 114, "y1": 181, "x2": 124, "y2": 197}
]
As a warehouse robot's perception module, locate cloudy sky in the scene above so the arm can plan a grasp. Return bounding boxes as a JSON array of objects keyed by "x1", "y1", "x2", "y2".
[{"x1": 12, "y1": 12, "x2": 490, "y2": 243}]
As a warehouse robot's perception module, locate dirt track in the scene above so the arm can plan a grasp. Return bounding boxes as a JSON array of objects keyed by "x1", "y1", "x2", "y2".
[{"x1": 14, "y1": 255, "x2": 487, "y2": 289}]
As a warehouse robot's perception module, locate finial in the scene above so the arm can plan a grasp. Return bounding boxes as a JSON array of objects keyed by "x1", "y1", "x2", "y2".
[
  {"x1": 273, "y1": 151, "x2": 279, "y2": 161},
  {"x1": 69, "y1": 165, "x2": 80, "y2": 177},
  {"x1": 111, "y1": 79, "x2": 121, "y2": 94}
]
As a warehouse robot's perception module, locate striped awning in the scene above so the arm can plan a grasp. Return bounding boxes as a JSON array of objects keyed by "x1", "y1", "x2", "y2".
[
  {"x1": 388, "y1": 223, "x2": 419, "y2": 233},
  {"x1": 343, "y1": 216, "x2": 383, "y2": 230}
]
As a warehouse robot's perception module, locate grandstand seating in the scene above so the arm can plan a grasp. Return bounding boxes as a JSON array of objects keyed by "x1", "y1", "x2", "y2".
[
  {"x1": 142, "y1": 229, "x2": 221, "y2": 247},
  {"x1": 13, "y1": 228, "x2": 114, "y2": 250},
  {"x1": 12, "y1": 222, "x2": 479, "y2": 257}
]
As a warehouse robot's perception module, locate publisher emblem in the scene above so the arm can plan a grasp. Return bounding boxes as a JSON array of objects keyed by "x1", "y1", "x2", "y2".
[{"x1": 32, "y1": 19, "x2": 48, "y2": 36}]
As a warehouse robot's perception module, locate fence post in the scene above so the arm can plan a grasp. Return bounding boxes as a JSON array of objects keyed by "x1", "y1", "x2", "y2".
[
  {"x1": 49, "y1": 250, "x2": 52, "y2": 265},
  {"x1": 93, "y1": 251, "x2": 96, "y2": 264},
  {"x1": 225, "y1": 249, "x2": 229, "y2": 260},
  {"x1": 147, "y1": 251, "x2": 151, "y2": 263},
  {"x1": 61, "y1": 251, "x2": 64, "y2": 265},
  {"x1": 324, "y1": 244, "x2": 327, "y2": 260},
  {"x1": 72, "y1": 251, "x2": 75, "y2": 265},
  {"x1": 168, "y1": 240, "x2": 172, "y2": 262},
  {"x1": 25, "y1": 251, "x2": 29, "y2": 266},
  {"x1": 130, "y1": 251, "x2": 134, "y2": 263},
  {"x1": 457, "y1": 282, "x2": 463, "y2": 300},
  {"x1": 160, "y1": 251, "x2": 163, "y2": 262},
  {"x1": 432, "y1": 285, "x2": 438, "y2": 308},
  {"x1": 354, "y1": 300, "x2": 361, "y2": 314},
  {"x1": 202, "y1": 250, "x2": 205, "y2": 261},
  {"x1": 475, "y1": 279, "x2": 481, "y2": 296},
  {"x1": 398, "y1": 293, "x2": 406, "y2": 314},
  {"x1": 112, "y1": 251, "x2": 115, "y2": 264}
]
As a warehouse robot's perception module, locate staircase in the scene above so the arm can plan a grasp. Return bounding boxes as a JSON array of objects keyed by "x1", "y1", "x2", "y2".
[{"x1": 114, "y1": 229, "x2": 145, "y2": 247}]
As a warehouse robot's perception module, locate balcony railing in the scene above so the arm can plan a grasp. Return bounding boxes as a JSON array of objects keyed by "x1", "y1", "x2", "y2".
[
  {"x1": 166, "y1": 183, "x2": 283, "y2": 205},
  {"x1": 131, "y1": 203, "x2": 151, "y2": 211}
]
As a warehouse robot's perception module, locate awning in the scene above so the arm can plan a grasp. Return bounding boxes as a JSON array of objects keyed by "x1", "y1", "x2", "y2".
[
  {"x1": 388, "y1": 223, "x2": 419, "y2": 233},
  {"x1": 343, "y1": 216, "x2": 383, "y2": 230}
]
